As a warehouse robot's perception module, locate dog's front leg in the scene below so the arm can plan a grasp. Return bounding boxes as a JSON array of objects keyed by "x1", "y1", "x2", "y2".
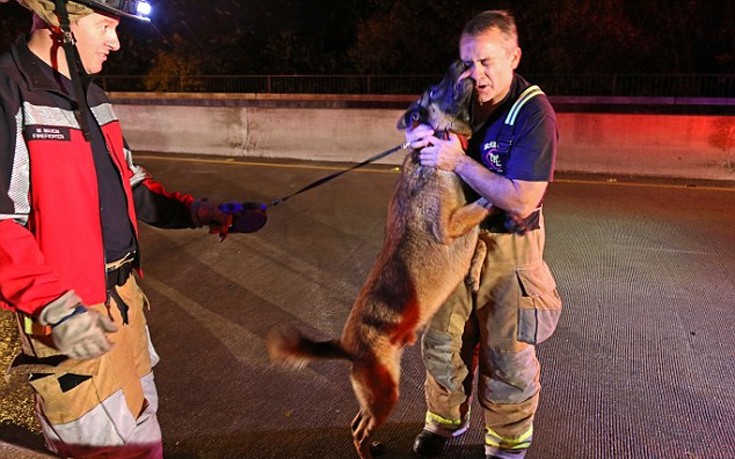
[{"x1": 445, "y1": 197, "x2": 492, "y2": 240}]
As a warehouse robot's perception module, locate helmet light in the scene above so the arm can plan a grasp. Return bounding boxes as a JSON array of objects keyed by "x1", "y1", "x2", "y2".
[{"x1": 134, "y1": 0, "x2": 151, "y2": 17}]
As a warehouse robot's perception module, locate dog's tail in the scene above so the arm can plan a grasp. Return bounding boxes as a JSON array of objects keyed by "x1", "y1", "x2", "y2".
[{"x1": 267, "y1": 326, "x2": 352, "y2": 370}]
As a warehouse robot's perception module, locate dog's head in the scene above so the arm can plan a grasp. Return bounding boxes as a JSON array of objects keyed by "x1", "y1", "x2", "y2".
[{"x1": 397, "y1": 60, "x2": 474, "y2": 138}]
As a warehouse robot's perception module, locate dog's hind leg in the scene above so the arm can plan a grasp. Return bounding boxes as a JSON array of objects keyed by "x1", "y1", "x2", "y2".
[
  {"x1": 349, "y1": 357, "x2": 400, "y2": 458},
  {"x1": 351, "y1": 410, "x2": 377, "y2": 459}
]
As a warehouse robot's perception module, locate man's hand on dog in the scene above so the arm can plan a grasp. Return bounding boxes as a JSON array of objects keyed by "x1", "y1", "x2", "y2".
[
  {"x1": 407, "y1": 123, "x2": 467, "y2": 171},
  {"x1": 405, "y1": 123, "x2": 435, "y2": 150}
]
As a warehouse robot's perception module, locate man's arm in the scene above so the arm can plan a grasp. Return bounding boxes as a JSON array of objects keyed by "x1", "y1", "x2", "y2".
[
  {"x1": 0, "y1": 88, "x2": 69, "y2": 314},
  {"x1": 455, "y1": 155, "x2": 547, "y2": 218},
  {"x1": 415, "y1": 132, "x2": 547, "y2": 218},
  {"x1": 0, "y1": 219, "x2": 68, "y2": 315},
  {"x1": 122, "y1": 142, "x2": 242, "y2": 236}
]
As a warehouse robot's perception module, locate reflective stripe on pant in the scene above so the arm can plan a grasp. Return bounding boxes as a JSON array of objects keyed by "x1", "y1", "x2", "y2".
[
  {"x1": 39, "y1": 371, "x2": 162, "y2": 459},
  {"x1": 18, "y1": 272, "x2": 163, "y2": 457},
  {"x1": 485, "y1": 425, "x2": 533, "y2": 458},
  {"x1": 421, "y1": 214, "x2": 561, "y2": 449}
]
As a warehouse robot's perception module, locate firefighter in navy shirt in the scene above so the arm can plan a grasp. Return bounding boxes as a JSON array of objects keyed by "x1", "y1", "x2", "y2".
[{"x1": 406, "y1": 10, "x2": 563, "y2": 459}]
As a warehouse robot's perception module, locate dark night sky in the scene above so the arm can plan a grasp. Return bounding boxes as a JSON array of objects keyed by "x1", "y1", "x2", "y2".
[{"x1": 1, "y1": 0, "x2": 733, "y2": 78}]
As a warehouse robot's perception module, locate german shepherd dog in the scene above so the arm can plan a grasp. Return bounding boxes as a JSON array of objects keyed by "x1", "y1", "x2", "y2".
[{"x1": 267, "y1": 61, "x2": 490, "y2": 458}]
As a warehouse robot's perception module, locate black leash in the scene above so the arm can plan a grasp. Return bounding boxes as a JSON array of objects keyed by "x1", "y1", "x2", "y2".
[{"x1": 270, "y1": 142, "x2": 409, "y2": 207}]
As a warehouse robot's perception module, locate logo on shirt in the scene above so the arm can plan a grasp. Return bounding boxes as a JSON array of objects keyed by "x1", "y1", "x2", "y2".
[
  {"x1": 25, "y1": 125, "x2": 71, "y2": 141},
  {"x1": 481, "y1": 140, "x2": 505, "y2": 174}
]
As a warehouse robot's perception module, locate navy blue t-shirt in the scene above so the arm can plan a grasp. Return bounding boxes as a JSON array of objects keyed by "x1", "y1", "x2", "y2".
[{"x1": 466, "y1": 74, "x2": 558, "y2": 232}]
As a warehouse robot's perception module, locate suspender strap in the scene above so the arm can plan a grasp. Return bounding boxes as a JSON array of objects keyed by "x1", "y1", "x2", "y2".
[
  {"x1": 496, "y1": 85, "x2": 545, "y2": 153},
  {"x1": 504, "y1": 85, "x2": 544, "y2": 126},
  {"x1": 106, "y1": 259, "x2": 134, "y2": 325}
]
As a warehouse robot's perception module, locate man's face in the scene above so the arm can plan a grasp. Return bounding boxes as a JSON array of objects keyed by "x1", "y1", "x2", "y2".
[
  {"x1": 70, "y1": 12, "x2": 121, "y2": 74},
  {"x1": 459, "y1": 28, "x2": 521, "y2": 107}
]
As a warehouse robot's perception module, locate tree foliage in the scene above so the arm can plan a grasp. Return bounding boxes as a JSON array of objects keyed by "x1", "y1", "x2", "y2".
[
  {"x1": 142, "y1": 33, "x2": 204, "y2": 91},
  {"x1": 1, "y1": 0, "x2": 732, "y2": 78}
]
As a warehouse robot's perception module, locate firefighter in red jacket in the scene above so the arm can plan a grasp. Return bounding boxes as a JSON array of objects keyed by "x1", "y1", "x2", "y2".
[{"x1": 0, "y1": 0, "x2": 253, "y2": 457}]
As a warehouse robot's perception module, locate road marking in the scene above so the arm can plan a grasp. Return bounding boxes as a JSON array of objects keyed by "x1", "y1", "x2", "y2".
[
  {"x1": 136, "y1": 155, "x2": 735, "y2": 191},
  {"x1": 553, "y1": 178, "x2": 735, "y2": 192},
  {"x1": 136, "y1": 154, "x2": 401, "y2": 174}
]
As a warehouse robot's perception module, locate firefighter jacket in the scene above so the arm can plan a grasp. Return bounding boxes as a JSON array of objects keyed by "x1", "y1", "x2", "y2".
[{"x1": 0, "y1": 35, "x2": 198, "y2": 317}]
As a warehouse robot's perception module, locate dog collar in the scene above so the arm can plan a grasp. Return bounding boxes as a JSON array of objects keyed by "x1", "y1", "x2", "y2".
[{"x1": 441, "y1": 131, "x2": 469, "y2": 151}]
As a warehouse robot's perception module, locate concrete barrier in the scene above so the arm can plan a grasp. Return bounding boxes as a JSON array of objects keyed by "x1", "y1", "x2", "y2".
[
  {"x1": 111, "y1": 93, "x2": 735, "y2": 181},
  {"x1": 556, "y1": 112, "x2": 734, "y2": 180}
]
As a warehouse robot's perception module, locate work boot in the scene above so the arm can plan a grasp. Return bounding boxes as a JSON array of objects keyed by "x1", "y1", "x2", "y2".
[{"x1": 413, "y1": 429, "x2": 447, "y2": 456}]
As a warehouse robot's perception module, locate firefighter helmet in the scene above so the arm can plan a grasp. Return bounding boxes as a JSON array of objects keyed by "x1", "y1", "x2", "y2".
[{"x1": 72, "y1": 0, "x2": 151, "y2": 22}]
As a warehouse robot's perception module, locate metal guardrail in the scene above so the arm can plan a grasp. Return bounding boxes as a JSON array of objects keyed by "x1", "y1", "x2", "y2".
[
  {"x1": 97, "y1": 74, "x2": 735, "y2": 98},
  {"x1": 99, "y1": 74, "x2": 441, "y2": 95}
]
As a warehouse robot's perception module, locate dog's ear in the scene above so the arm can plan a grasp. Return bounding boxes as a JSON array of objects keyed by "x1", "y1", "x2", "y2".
[
  {"x1": 450, "y1": 59, "x2": 470, "y2": 77},
  {"x1": 396, "y1": 109, "x2": 410, "y2": 130}
]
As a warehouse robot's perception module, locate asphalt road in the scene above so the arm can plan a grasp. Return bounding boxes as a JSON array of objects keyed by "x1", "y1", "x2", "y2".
[{"x1": 1, "y1": 153, "x2": 733, "y2": 459}]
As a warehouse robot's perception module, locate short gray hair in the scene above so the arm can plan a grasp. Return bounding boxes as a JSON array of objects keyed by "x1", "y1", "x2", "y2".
[{"x1": 462, "y1": 10, "x2": 519, "y2": 48}]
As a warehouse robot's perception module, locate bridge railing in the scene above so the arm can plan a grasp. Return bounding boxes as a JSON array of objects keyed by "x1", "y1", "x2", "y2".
[{"x1": 98, "y1": 74, "x2": 735, "y2": 98}]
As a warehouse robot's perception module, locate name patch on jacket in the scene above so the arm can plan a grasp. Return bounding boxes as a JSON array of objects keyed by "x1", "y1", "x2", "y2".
[{"x1": 25, "y1": 125, "x2": 71, "y2": 141}]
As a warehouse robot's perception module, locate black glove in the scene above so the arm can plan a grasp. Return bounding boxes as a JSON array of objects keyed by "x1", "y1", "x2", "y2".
[
  {"x1": 210, "y1": 202, "x2": 268, "y2": 241},
  {"x1": 219, "y1": 202, "x2": 268, "y2": 235},
  {"x1": 191, "y1": 199, "x2": 231, "y2": 230},
  {"x1": 191, "y1": 200, "x2": 268, "y2": 241}
]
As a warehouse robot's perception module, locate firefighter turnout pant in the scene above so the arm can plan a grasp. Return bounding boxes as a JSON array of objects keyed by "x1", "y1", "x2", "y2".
[
  {"x1": 420, "y1": 218, "x2": 562, "y2": 458},
  {"x1": 13, "y1": 258, "x2": 163, "y2": 458}
]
